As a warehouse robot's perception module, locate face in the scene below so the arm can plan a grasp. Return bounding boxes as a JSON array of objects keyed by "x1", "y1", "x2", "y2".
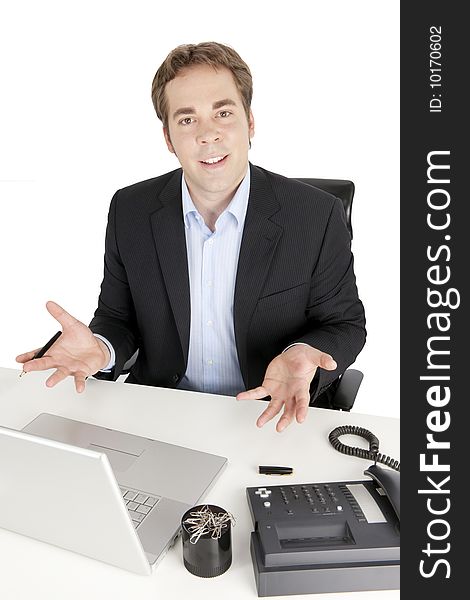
[{"x1": 163, "y1": 64, "x2": 254, "y2": 204}]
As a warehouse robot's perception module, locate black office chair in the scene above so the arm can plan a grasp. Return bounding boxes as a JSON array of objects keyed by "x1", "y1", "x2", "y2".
[{"x1": 293, "y1": 178, "x2": 364, "y2": 411}]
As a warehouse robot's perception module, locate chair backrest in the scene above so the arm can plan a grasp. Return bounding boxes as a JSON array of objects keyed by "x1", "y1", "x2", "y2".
[
  {"x1": 292, "y1": 178, "x2": 360, "y2": 411},
  {"x1": 293, "y1": 178, "x2": 355, "y2": 239}
]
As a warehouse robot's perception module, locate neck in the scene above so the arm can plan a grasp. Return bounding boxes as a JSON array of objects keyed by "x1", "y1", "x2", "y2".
[
  {"x1": 190, "y1": 189, "x2": 234, "y2": 229},
  {"x1": 185, "y1": 168, "x2": 248, "y2": 231}
]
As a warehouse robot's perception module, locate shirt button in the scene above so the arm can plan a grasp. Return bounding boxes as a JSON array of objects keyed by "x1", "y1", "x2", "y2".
[
  {"x1": 207, "y1": 239, "x2": 214, "y2": 245},
  {"x1": 207, "y1": 360, "x2": 213, "y2": 366},
  {"x1": 207, "y1": 320, "x2": 213, "y2": 327},
  {"x1": 207, "y1": 281, "x2": 212, "y2": 287}
]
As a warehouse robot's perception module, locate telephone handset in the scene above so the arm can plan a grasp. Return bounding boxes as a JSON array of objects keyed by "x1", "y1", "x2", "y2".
[
  {"x1": 246, "y1": 425, "x2": 400, "y2": 596},
  {"x1": 364, "y1": 464, "x2": 400, "y2": 522}
]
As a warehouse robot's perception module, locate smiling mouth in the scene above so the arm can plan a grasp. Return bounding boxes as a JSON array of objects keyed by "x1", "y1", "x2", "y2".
[{"x1": 199, "y1": 155, "x2": 228, "y2": 167}]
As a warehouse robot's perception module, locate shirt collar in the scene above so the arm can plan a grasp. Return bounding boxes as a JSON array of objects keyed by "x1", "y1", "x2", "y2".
[{"x1": 181, "y1": 167, "x2": 250, "y2": 231}]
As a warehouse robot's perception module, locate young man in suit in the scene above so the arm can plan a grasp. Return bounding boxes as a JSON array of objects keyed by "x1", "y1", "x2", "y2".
[{"x1": 17, "y1": 42, "x2": 366, "y2": 432}]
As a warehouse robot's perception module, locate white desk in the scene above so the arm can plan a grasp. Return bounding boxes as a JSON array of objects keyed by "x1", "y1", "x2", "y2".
[{"x1": 0, "y1": 367, "x2": 399, "y2": 600}]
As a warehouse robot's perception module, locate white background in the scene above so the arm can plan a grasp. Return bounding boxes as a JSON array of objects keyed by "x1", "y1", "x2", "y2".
[{"x1": 0, "y1": 1, "x2": 399, "y2": 418}]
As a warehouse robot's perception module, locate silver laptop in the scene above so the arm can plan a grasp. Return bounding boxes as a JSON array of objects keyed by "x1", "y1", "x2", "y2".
[{"x1": 0, "y1": 413, "x2": 227, "y2": 575}]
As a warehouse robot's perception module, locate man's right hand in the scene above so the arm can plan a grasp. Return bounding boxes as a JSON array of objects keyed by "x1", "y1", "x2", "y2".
[{"x1": 15, "y1": 300, "x2": 110, "y2": 393}]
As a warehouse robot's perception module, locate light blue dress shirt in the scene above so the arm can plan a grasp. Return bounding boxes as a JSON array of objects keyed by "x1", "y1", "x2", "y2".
[
  {"x1": 177, "y1": 169, "x2": 249, "y2": 395},
  {"x1": 97, "y1": 168, "x2": 250, "y2": 397}
]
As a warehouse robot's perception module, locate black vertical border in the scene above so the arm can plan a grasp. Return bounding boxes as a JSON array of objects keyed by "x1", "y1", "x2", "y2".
[{"x1": 401, "y1": 3, "x2": 465, "y2": 598}]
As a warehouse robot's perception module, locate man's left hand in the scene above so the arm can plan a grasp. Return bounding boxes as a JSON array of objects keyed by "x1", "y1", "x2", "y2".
[{"x1": 236, "y1": 345, "x2": 337, "y2": 432}]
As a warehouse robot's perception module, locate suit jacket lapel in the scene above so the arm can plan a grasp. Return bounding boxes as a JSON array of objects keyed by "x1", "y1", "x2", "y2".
[
  {"x1": 150, "y1": 169, "x2": 191, "y2": 365},
  {"x1": 234, "y1": 164, "x2": 283, "y2": 383},
  {"x1": 149, "y1": 165, "x2": 283, "y2": 381}
]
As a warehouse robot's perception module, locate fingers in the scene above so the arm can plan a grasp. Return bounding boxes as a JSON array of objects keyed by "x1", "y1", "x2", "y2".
[
  {"x1": 45, "y1": 369, "x2": 87, "y2": 393},
  {"x1": 239, "y1": 383, "x2": 308, "y2": 431},
  {"x1": 275, "y1": 401, "x2": 296, "y2": 433},
  {"x1": 272, "y1": 392, "x2": 310, "y2": 432},
  {"x1": 319, "y1": 353, "x2": 337, "y2": 370},
  {"x1": 236, "y1": 386, "x2": 270, "y2": 401},
  {"x1": 307, "y1": 347, "x2": 337, "y2": 371},
  {"x1": 284, "y1": 345, "x2": 337, "y2": 371},
  {"x1": 74, "y1": 373, "x2": 87, "y2": 394},
  {"x1": 46, "y1": 367, "x2": 69, "y2": 388},
  {"x1": 22, "y1": 356, "x2": 55, "y2": 373},
  {"x1": 256, "y1": 398, "x2": 284, "y2": 428},
  {"x1": 16, "y1": 349, "x2": 41, "y2": 364},
  {"x1": 236, "y1": 386, "x2": 282, "y2": 428},
  {"x1": 22, "y1": 354, "x2": 89, "y2": 394},
  {"x1": 295, "y1": 393, "x2": 310, "y2": 424},
  {"x1": 46, "y1": 300, "x2": 79, "y2": 330},
  {"x1": 256, "y1": 391, "x2": 310, "y2": 432}
]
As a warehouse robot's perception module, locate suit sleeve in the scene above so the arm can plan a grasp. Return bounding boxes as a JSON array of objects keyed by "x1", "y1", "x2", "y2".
[
  {"x1": 293, "y1": 197, "x2": 366, "y2": 399},
  {"x1": 88, "y1": 190, "x2": 139, "y2": 380}
]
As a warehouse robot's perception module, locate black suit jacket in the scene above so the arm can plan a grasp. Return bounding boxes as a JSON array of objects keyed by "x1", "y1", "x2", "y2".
[{"x1": 89, "y1": 163, "x2": 366, "y2": 402}]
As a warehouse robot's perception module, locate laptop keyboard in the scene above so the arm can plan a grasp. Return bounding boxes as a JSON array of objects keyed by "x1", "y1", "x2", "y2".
[{"x1": 119, "y1": 486, "x2": 161, "y2": 529}]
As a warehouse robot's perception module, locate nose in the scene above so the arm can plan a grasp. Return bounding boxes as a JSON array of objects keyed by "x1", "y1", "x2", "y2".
[{"x1": 197, "y1": 124, "x2": 222, "y2": 145}]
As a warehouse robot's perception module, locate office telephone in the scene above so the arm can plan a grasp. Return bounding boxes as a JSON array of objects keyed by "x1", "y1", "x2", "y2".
[{"x1": 246, "y1": 426, "x2": 400, "y2": 596}]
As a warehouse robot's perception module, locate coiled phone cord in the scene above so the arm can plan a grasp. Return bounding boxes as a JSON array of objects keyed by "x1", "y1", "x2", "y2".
[{"x1": 328, "y1": 425, "x2": 400, "y2": 472}]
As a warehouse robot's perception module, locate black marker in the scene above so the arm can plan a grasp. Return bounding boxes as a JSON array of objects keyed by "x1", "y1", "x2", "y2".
[
  {"x1": 20, "y1": 331, "x2": 62, "y2": 377},
  {"x1": 33, "y1": 330, "x2": 62, "y2": 359},
  {"x1": 259, "y1": 465, "x2": 293, "y2": 475}
]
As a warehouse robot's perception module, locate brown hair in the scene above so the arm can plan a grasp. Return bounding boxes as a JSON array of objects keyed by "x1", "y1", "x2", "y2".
[{"x1": 151, "y1": 42, "x2": 253, "y2": 129}]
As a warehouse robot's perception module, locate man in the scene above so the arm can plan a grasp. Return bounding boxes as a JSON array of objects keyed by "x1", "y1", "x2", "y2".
[{"x1": 17, "y1": 42, "x2": 366, "y2": 432}]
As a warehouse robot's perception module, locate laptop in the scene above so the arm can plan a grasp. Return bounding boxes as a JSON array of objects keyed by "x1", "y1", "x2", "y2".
[{"x1": 0, "y1": 413, "x2": 227, "y2": 575}]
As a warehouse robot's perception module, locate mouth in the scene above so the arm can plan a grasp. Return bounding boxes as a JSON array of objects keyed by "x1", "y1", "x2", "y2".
[{"x1": 199, "y1": 154, "x2": 229, "y2": 169}]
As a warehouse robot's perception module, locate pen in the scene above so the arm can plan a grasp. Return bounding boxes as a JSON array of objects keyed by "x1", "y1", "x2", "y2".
[
  {"x1": 258, "y1": 465, "x2": 293, "y2": 475},
  {"x1": 19, "y1": 331, "x2": 62, "y2": 377}
]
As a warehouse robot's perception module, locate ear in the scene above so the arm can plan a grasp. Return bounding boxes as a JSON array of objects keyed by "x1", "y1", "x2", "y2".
[
  {"x1": 248, "y1": 110, "x2": 255, "y2": 140},
  {"x1": 163, "y1": 126, "x2": 175, "y2": 154}
]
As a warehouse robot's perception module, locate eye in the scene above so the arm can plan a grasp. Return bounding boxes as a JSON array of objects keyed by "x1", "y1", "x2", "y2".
[
  {"x1": 178, "y1": 117, "x2": 194, "y2": 126},
  {"x1": 218, "y1": 110, "x2": 232, "y2": 118}
]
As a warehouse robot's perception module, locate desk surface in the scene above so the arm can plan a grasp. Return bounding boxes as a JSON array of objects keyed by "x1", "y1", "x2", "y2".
[{"x1": 0, "y1": 367, "x2": 399, "y2": 600}]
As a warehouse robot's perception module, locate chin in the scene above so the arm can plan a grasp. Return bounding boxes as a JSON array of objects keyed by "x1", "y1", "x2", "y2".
[{"x1": 204, "y1": 180, "x2": 233, "y2": 194}]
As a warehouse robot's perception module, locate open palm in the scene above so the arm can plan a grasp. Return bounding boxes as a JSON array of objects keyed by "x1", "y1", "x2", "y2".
[
  {"x1": 16, "y1": 301, "x2": 109, "y2": 392},
  {"x1": 237, "y1": 345, "x2": 337, "y2": 432}
]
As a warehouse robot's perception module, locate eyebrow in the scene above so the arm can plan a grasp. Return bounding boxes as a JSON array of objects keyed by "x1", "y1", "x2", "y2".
[
  {"x1": 172, "y1": 98, "x2": 237, "y2": 120},
  {"x1": 213, "y1": 98, "x2": 236, "y2": 110}
]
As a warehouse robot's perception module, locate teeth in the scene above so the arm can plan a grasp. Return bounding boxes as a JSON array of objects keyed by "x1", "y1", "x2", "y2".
[{"x1": 202, "y1": 156, "x2": 225, "y2": 164}]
